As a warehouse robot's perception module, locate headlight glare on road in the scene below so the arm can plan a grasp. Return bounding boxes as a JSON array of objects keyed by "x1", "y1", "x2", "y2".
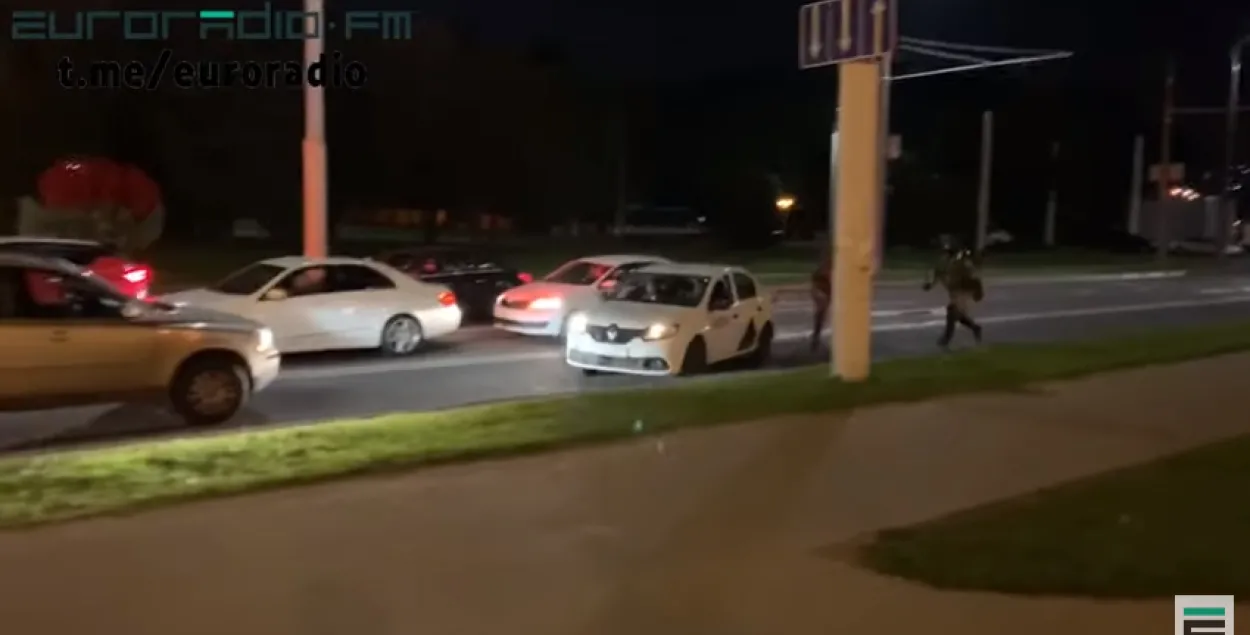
[
  {"x1": 567, "y1": 312, "x2": 588, "y2": 334},
  {"x1": 643, "y1": 323, "x2": 678, "y2": 340},
  {"x1": 529, "y1": 296, "x2": 563, "y2": 311},
  {"x1": 255, "y1": 327, "x2": 275, "y2": 352}
]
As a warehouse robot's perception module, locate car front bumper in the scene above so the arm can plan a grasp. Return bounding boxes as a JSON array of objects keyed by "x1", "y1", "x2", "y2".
[
  {"x1": 565, "y1": 332, "x2": 682, "y2": 376},
  {"x1": 249, "y1": 350, "x2": 282, "y2": 393},
  {"x1": 494, "y1": 305, "x2": 563, "y2": 336}
]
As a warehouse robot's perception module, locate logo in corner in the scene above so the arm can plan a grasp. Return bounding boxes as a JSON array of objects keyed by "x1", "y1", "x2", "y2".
[{"x1": 1176, "y1": 595, "x2": 1234, "y2": 635}]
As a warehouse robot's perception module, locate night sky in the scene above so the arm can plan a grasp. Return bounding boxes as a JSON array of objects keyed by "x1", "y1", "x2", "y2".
[{"x1": 427, "y1": 0, "x2": 1248, "y2": 91}]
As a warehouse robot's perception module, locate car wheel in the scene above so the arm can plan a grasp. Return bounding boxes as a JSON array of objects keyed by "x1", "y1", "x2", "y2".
[
  {"x1": 380, "y1": 315, "x2": 424, "y2": 356},
  {"x1": 169, "y1": 356, "x2": 249, "y2": 426},
  {"x1": 750, "y1": 322, "x2": 774, "y2": 367},
  {"x1": 679, "y1": 337, "x2": 708, "y2": 376}
]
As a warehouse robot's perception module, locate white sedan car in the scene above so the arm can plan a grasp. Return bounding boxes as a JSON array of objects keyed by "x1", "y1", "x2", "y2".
[
  {"x1": 493, "y1": 254, "x2": 669, "y2": 338},
  {"x1": 565, "y1": 262, "x2": 774, "y2": 376},
  {"x1": 163, "y1": 256, "x2": 462, "y2": 355}
]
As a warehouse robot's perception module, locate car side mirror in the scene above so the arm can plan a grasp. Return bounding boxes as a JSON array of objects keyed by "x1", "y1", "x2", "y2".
[
  {"x1": 597, "y1": 279, "x2": 617, "y2": 291},
  {"x1": 263, "y1": 288, "x2": 288, "y2": 301},
  {"x1": 709, "y1": 297, "x2": 732, "y2": 312}
]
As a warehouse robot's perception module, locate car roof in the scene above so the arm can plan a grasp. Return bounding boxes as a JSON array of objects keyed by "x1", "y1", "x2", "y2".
[
  {"x1": 0, "y1": 251, "x2": 83, "y2": 273},
  {"x1": 575, "y1": 254, "x2": 670, "y2": 266},
  {"x1": 257, "y1": 255, "x2": 383, "y2": 269},
  {"x1": 0, "y1": 236, "x2": 103, "y2": 247},
  {"x1": 635, "y1": 262, "x2": 747, "y2": 277}
]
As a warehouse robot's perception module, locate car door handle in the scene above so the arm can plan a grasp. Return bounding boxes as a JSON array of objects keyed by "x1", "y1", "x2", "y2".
[
  {"x1": 49, "y1": 330, "x2": 69, "y2": 343},
  {"x1": 732, "y1": 314, "x2": 739, "y2": 319}
]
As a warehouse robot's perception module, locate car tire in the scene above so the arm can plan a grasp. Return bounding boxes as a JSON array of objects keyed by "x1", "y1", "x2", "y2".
[
  {"x1": 380, "y1": 315, "x2": 424, "y2": 356},
  {"x1": 679, "y1": 337, "x2": 708, "y2": 376},
  {"x1": 750, "y1": 322, "x2": 774, "y2": 367},
  {"x1": 169, "y1": 355, "x2": 250, "y2": 426}
]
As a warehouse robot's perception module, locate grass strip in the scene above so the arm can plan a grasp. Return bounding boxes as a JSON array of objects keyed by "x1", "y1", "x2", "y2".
[
  {"x1": 5, "y1": 320, "x2": 1250, "y2": 529},
  {"x1": 860, "y1": 434, "x2": 1250, "y2": 598}
]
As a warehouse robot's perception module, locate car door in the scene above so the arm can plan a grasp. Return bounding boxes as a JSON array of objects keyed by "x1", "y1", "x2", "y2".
[
  {"x1": 253, "y1": 265, "x2": 342, "y2": 352},
  {"x1": 452, "y1": 252, "x2": 514, "y2": 316},
  {"x1": 730, "y1": 272, "x2": 765, "y2": 354},
  {"x1": 324, "y1": 264, "x2": 399, "y2": 347},
  {"x1": 0, "y1": 265, "x2": 156, "y2": 407},
  {"x1": 704, "y1": 275, "x2": 744, "y2": 362}
]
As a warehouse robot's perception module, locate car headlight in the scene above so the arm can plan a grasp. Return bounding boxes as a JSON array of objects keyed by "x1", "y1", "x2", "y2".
[
  {"x1": 529, "y1": 297, "x2": 562, "y2": 311},
  {"x1": 567, "y1": 312, "x2": 588, "y2": 334},
  {"x1": 255, "y1": 327, "x2": 275, "y2": 352},
  {"x1": 643, "y1": 323, "x2": 678, "y2": 340}
]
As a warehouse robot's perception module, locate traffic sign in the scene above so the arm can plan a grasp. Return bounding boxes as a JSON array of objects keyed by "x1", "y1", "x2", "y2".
[{"x1": 798, "y1": 0, "x2": 896, "y2": 69}]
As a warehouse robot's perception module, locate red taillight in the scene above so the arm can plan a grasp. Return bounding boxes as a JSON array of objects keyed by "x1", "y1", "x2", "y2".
[
  {"x1": 437, "y1": 291, "x2": 457, "y2": 306},
  {"x1": 122, "y1": 265, "x2": 151, "y2": 284},
  {"x1": 517, "y1": 271, "x2": 533, "y2": 283}
]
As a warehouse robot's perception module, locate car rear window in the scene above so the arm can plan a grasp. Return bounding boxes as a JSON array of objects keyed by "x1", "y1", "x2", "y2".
[{"x1": 0, "y1": 241, "x2": 115, "y2": 266}]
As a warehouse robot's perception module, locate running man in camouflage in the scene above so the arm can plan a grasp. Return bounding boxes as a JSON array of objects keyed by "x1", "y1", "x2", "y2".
[{"x1": 923, "y1": 240, "x2": 984, "y2": 349}]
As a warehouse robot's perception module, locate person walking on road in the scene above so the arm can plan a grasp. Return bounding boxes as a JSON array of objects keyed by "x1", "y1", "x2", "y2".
[
  {"x1": 809, "y1": 243, "x2": 832, "y2": 351},
  {"x1": 923, "y1": 237, "x2": 984, "y2": 349}
]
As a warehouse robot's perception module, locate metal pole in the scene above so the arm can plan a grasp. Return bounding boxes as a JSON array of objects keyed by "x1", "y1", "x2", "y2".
[
  {"x1": 831, "y1": 60, "x2": 883, "y2": 381},
  {"x1": 612, "y1": 106, "x2": 628, "y2": 235},
  {"x1": 1043, "y1": 141, "x2": 1058, "y2": 246},
  {"x1": 1128, "y1": 134, "x2": 1144, "y2": 234},
  {"x1": 874, "y1": 54, "x2": 893, "y2": 271},
  {"x1": 1220, "y1": 36, "x2": 1246, "y2": 257},
  {"x1": 974, "y1": 110, "x2": 992, "y2": 252},
  {"x1": 1155, "y1": 58, "x2": 1174, "y2": 261},
  {"x1": 302, "y1": 0, "x2": 328, "y2": 258}
]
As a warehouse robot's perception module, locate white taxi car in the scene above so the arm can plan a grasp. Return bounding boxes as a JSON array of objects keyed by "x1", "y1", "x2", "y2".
[
  {"x1": 493, "y1": 254, "x2": 669, "y2": 338},
  {"x1": 163, "y1": 256, "x2": 462, "y2": 356},
  {"x1": 565, "y1": 263, "x2": 774, "y2": 376}
]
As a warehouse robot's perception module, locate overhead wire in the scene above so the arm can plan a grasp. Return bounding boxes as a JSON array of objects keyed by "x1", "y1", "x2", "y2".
[
  {"x1": 900, "y1": 36, "x2": 1070, "y2": 58},
  {"x1": 898, "y1": 44, "x2": 990, "y2": 65}
]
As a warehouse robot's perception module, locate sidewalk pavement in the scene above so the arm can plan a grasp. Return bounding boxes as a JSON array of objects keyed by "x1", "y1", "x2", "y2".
[{"x1": 3, "y1": 355, "x2": 1250, "y2": 635}]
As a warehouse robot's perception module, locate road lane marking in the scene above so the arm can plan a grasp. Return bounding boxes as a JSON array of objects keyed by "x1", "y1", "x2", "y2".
[{"x1": 280, "y1": 294, "x2": 1250, "y2": 381}]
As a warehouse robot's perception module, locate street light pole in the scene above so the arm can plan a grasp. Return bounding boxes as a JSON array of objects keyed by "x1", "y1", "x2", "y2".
[
  {"x1": 302, "y1": 0, "x2": 328, "y2": 258},
  {"x1": 1221, "y1": 35, "x2": 1247, "y2": 255}
]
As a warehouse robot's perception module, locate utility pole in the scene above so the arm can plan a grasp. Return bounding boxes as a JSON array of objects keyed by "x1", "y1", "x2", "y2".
[
  {"x1": 974, "y1": 110, "x2": 993, "y2": 252},
  {"x1": 302, "y1": 0, "x2": 328, "y2": 257},
  {"x1": 1043, "y1": 141, "x2": 1059, "y2": 246},
  {"x1": 1155, "y1": 57, "x2": 1175, "y2": 261},
  {"x1": 1220, "y1": 36, "x2": 1246, "y2": 257},
  {"x1": 1128, "y1": 134, "x2": 1145, "y2": 234}
]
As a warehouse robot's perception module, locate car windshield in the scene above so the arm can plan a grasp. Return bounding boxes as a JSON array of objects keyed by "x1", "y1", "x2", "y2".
[
  {"x1": 211, "y1": 262, "x2": 285, "y2": 295},
  {"x1": 544, "y1": 260, "x2": 611, "y2": 285},
  {"x1": 605, "y1": 273, "x2": 709, "y2": 307}
]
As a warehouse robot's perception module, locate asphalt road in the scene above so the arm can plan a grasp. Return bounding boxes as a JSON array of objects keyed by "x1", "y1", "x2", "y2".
[{"x1": 6, "y1": 271, "x2": 1250, "y2": 452}]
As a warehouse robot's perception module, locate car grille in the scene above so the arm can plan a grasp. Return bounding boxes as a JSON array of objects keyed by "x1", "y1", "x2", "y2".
[
  {"x1": 586, "y1": 324, "x2": 646, "y2": 344},
  {"x1": 500, "y1": 297, "x2": 529, "y2": 309}
]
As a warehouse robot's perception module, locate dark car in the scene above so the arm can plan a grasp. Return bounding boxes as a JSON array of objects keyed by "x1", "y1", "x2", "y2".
[{"x1": 376, "y1": 247, "x2": 533, "y2": 320}]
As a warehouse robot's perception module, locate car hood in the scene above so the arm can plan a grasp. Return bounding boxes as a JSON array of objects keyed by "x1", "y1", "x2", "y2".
[
  {"x1": 135, "y1": 302, "x2": 263, "y2": 332},
  {"x1": 161, "y1": 288, "x2": 252, "y2": 312},
  {"x1": 501, "y1": 281, "x2": 595, "y2": 303},
  {"x1": 582, "y1": 301, "x2": 694, "y2": 329}
]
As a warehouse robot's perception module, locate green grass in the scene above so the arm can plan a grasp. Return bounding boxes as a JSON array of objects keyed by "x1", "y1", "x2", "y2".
[
  {"x1": 860, "y1": 433, "x2": 1250, "y2": 598},
  {"x1": 6, "y1": 321, "x2": 1250, "y2": 529}
]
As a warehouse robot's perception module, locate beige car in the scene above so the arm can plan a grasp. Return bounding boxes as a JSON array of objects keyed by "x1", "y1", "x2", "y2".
[{"x1": 0, "y1": 253, "x2": 281, "y2": 425}]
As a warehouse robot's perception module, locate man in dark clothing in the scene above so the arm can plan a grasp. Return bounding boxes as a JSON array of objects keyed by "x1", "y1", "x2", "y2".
[
  {"x1": 923, "y1": 240, "x2": 983, "y2": 348},
  {"x1": 810, "y1": 244, "x2": 833, "y2": 350}
]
